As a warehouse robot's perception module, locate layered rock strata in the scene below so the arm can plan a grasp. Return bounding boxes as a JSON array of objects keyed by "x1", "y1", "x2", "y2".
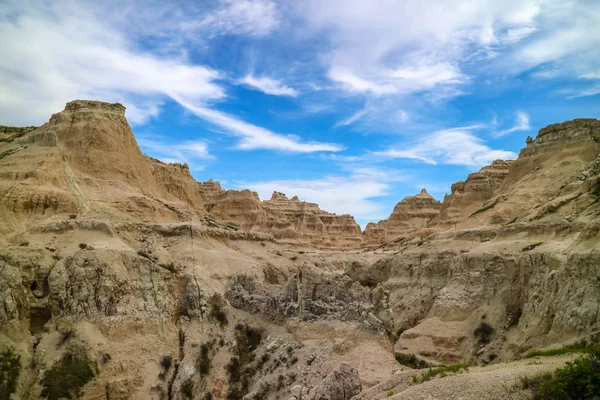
[{"x1": 364, "y1": 189, "x2": 441, "y2": 242}]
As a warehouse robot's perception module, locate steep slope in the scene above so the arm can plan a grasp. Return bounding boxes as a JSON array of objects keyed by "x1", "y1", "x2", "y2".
[
  {"x1": 430, "y1": 160, "x2": 513, "y2": 228},
  {"x1": 200, "y1": 183, "x2": 364, "y2": 246},
  {"x1": 0, "y1": 100, "x2": 207, "y2": 237},
  {"x1": 364, "y1": 189, "x2": 441, "y2": 243},
  {"x1": 1, "y1": 103, "x2": 600, "y2": 400}
]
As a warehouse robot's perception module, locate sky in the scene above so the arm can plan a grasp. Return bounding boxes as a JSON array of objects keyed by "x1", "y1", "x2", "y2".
[{"x1": 1, "y1": 0, "x2": 599, "y2": 227}]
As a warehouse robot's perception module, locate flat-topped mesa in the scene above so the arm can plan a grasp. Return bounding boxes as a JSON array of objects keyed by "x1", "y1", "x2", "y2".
[
  {"x1": 364, "y1": 189, "x2": 442, "y2": 242},
  {"x1": 430, "y1": 160, "x2": 513, "y2": 227},
  {"x1": 502, "y1": 119, "x2": 600, "y2": 188},
  {"x1": 62, "y1": 99, "x2": 126, "y2": 115},
  {"x1": 484, "y1": 118, "x2": 600, "y2": 222},
  {"x1": 0, "y1": 99, "x2": 206, "y2": 226},
  {"x1": 523, "y1": 118, "x2": 600, "y2": 155}
]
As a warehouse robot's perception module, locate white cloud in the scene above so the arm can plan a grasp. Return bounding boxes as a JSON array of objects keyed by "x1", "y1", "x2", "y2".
[
  {"x1": 0, "y1": 1, "x2": 340, "y2": 154},
  {"x1": 493, "y1": 111, "x2": 531, "y2": 137},
  {"x1": 297, "y1": 0, "x2": 544, "y2": 99},
  {"x1": 137, "y1": 135, "x2": 212, "y2": 170},
  {"x1": 377, "y1": 126, "x2": 517, "y2": 167},
  {"x1": 334, "y1": 107, "x2": 370, "y2": 128},
  {"x1": 174, "y1": 97, "x2": 343, "y2": 153},
  {"x1": 183, "y1": 0, "x2": 279, "y2": 37},
  {"x1": 328, "y1": 67, "x2": 397, "y2": 95},
  {"x1": 0, "y1": 2, "x2": 224, "y2": 126},
  {"x1": 240, "y1": 74, "x2": 299, "y2": 97}
]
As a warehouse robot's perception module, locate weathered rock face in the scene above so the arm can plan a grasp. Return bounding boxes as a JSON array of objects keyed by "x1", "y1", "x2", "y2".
[
  {"x1": 307, "y1": 363, "x2": 362, "y2": 400},
  {"x1": 0, "y1": 100, "x2": 207, "y2": 234},
  {"x1": 200, "y1": 188, "x2": 364, "y2": 246},
  {"x1": 226, "y1": 261, "x2": 393, "y2": 332},
  {"x1": 2, "y1": 103, "x2": 600, "y2": 400},
  {"x1": 430, "y1": 160, "x2": 513, "y2": 227},
  {"x1": 364, "y1": 189, "x2": 441, "y2": 242}
]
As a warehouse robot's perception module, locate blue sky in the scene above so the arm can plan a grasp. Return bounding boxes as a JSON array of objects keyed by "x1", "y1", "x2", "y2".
[{"x1": 1, "y1": 0, "x2": 599, "y2": 227}]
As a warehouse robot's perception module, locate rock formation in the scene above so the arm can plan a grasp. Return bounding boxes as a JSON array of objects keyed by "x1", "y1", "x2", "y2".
[
  {"x1": 1, "y1": 101, "x2": 599, "y2": 400},
  {"x1": 200, "y1": 185, "x2": 364, "y2": 246},
  {"x1": 430, "y1": 160, "x2": 513, "y2": 228},
  {"x1": 364, "y1": 189, "x2": 441, "y2": 242}
]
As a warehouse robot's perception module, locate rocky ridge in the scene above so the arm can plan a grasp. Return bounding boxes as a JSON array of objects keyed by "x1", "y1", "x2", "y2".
[
  {"x1": 0, "y1": 101, "x2": 599, "y2": 400},
  {"x1": 364, "y1": 189, "x2": 442, "y2": 243}
]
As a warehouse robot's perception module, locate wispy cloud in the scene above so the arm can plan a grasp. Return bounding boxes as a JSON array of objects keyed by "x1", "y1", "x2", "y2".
[
  {"x1": 174, "y1": 97, "x2": 343, "y2": 153},
  {"x1": 492, "y1": 111, "x2": 531, "y2": 137},
  {"x1": 334, "y1": 107, "x2": 370, "y2": 128},
  {"x1": 238, "y1": 166, "x2": 407, "y2": 221},
  {"x1": 0, "y1": 1, "x2": 340, "y2": 154},
  {"x1": 239, "y1": 74, "x2": 299, "y2": 97},
  {"x1": 0, "y1": 2, "x2": 224, "y2": 125},
  {"x1": 137, "y1": 135, "x2": 212, "y2": 170},
  {"x1": 377, "y1": 125, "x2": 517, "y2": 167},
  {"x1": 181, "y1": 0, "x2": 279, "y2": 38}
]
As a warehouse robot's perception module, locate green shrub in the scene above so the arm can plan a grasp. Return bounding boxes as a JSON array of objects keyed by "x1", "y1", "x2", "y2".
[
  {"x1": 226, "y1": 323, "x2": 264, "y2": 399},
  {"x1": 181, "y1": 378, "x2": 194, "y2": 399},
  {"x1": 523, "y1": 345, "x2": 600, "y2": 399},
  {"x1": 160, "y1": 355, "x2": 172, "y2": 371},
  {"x1": 41, "y1": 346, "x2": 95, "y2": 400},
  {"x1": 198, "y1": 343, "x2": 212, "y2": 376},
  {"x1": 413, "y1": 364, "x2": 469, "y2": 384},
  {"x1": 387, "y1": 390, "x2": 394, "y2": 397},
  {"x1": 525, "y1": 334, "x2": 600, "y2": 358},
  {"x1": 395, "y1": 353, "x2": 430, "y2": 369},
  {"x1": 78, "y1": 243, "x2": 88, "y2": 250},
  {"x1": 0, "y1": 348, "x2": 21, "y2": 399},
  {"x1": 474, "y1": 322, "x2": 494, "y2": 345},
  {"x1": 208, "y1": 294, "x2": 228, "y2": 327}
]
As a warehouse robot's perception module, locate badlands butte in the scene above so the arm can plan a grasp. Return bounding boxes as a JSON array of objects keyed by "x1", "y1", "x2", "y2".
[{"x1": 0, "y1": 100, "x2": 599, "y2": 400}]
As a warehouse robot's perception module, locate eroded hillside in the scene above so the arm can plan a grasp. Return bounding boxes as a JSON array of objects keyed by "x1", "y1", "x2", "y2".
[{"x1": 0, "y1": 101, "x2": 599, "y2": 400}]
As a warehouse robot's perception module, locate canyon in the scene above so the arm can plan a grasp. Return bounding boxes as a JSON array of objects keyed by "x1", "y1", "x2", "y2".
[{"x1": 0, "y1": 100, "x2": 599, "y2": 400}]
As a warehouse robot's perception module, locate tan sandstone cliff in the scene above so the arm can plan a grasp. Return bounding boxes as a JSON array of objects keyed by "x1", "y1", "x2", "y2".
[
  {"x1": 200, "y1": 182, "x2": 364, "y2": 246},
  {"x1": 364, "y1": 189, "x2": 442, "y2": 243},
  {"x1": 0, "y1": 102, "x2": 599, "y2": 400}
]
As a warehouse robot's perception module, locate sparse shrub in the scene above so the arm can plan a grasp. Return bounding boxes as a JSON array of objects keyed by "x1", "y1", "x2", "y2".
[
  {"x1": 0, "y1": 347, "x2": 21, "y2": 399},
  {"x1": 208, "y1": 294, "x2": 228, "y2": 327},
  {"x1": 198, "y1": 342, "x2": 212, "y2": 376},
  {"x1": 395, "y1": 353, "x2": 429, "y2": 369},
  {"x1": 522, "y1": 345, "x2": 600, "y2": 399},
  {"x1": 19, "y1": 241, "x2": 29, "y2": 247},
  {"x1": 226, "y1": 323, "x2": 264, "y2": 399},
  {"x1": 160, "y1": 355, "x2": 173, "y2": 371},
  {"x1": 525, "y1": 333, "x2": 600, "y2": 358},
  {"x1": 474, "y1": 322, "x2": 494, "y2": 345},
  {"x1": 41, "y1": 346, "x2": 95, "y2": 400},
  {"x1": 204, "y1": 392, "x2": 213, "y2": 400},
  {"x1": 181, "y1": 378, "x2": 194, "y2": 399},
  {"x1": 413, "y1": 364, "x2": 469, "y2": 384},
  {"x1": 102, "y1": 353, "x2": 111, "y2": 364}
]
